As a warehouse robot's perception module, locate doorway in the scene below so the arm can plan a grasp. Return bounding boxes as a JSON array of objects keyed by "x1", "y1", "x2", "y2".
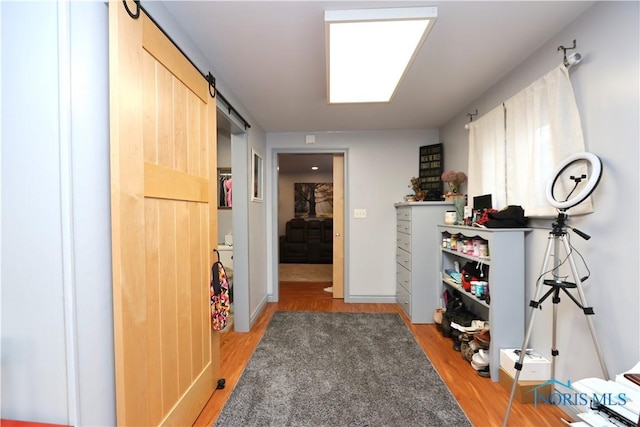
[
  {"x1": 216, "y1": 111, "x2": 234, "y2": 330},
  {"x1": 275, "y1": 152, "x2": 345, "y2": 301},
  {"x1": 216, "y1": 109, "x2": 251, "y2": 332}
]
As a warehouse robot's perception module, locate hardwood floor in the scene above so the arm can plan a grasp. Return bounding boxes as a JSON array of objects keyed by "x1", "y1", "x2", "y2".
[{"x1": 194, "y1": 282, "x2": 570, "y2": 427}]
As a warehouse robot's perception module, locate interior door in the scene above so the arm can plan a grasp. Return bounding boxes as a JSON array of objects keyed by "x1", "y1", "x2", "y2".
[
  {"x1": 109, "y1": 2, "x2": 219, "y2": 426},
  {"x1": 332, "y1": 154, "x2": 345, "y2": 298}
]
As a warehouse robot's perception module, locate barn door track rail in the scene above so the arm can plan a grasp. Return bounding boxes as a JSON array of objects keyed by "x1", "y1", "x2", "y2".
[{"x1": 122, "y1": 0, "x2": 251, "y2": 130}]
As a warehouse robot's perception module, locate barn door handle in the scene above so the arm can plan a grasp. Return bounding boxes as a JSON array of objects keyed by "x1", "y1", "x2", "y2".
[{"x1": 335, "y1": 233, "x2": 341, "y2": 237}]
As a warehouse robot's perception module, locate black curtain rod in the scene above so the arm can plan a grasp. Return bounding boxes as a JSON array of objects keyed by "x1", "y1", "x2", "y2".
[{"x1": 125, "y1": 1, "x2": 251, "y2": 130}]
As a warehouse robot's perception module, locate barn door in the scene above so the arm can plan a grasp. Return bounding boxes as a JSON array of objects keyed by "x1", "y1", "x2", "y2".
[
  {"x1": 332, "y1": 154, "x2": 344, "y2": 298},
  {"x1": 109, "y1": 1, "x2": 219, "y2": 426}
]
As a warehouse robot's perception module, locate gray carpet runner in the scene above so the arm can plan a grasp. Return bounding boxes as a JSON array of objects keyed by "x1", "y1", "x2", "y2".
[{"x1": 214, "y1": 311, "x2": 471, "y2": 426}]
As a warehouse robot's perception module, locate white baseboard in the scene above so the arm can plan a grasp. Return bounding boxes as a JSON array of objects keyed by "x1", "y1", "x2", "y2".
[{"x1": 345, "y1": 295, "x2": 397, "y2": 304}]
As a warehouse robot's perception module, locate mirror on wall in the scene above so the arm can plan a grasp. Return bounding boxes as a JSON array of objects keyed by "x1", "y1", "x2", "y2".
[
  {"x1": 218, "y1": 168, "x2": 232, "y2": 209},
  {"x1": 252, "y1": 149, "x2": 264, "y2": 202}
]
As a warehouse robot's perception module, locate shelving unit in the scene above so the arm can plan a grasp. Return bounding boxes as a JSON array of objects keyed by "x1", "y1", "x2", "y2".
[
  {"x1": 437, "y1": 224, "x2": 531, "y2": 381},
  {"x1": 394, "y1": 202, "x2": 452, "y2": 323},
  {"x1": 441, "y1": 274, "x2": 490, "y2": 310}
]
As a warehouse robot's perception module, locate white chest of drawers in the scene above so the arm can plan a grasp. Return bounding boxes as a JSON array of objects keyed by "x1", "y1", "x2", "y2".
[{"x1": 395, "y1": 202, "x2": 452, "y2": 323}]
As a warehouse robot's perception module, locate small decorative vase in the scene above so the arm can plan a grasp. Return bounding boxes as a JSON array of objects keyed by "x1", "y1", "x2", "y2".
[
  {"x1": 415, "y1": 190, "x2": 426, "y2": 201},
  {"x1": 448, "y1": 195, "x2": 466, "y2": 224},
  {"x1": 448, "y1": 182, "x2": 460, "y2": 195}
]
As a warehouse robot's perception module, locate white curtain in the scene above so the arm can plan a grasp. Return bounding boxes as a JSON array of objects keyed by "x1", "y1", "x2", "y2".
[
  {"x1": 468, "y1": 65, "x2": 592, "y2": 217},
  {"x1": 468, "y1": 104, "x2": 506, "y2": 209}
]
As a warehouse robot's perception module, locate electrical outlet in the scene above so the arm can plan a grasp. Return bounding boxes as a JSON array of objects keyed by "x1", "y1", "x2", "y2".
[{"x1": 354, "y1": 208, "x2": 367, "y2": 219}]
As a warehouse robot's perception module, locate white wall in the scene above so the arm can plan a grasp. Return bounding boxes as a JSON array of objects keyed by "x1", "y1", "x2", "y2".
[
  {"x1": 267, "y1": 130, "x2": 440, "y2": 300},
  {"x1": 246, "y1": 139, "x2": 269, "y2": 325},
  {"x1": 440, "y1": 1, "x2": 639, "y2": 382},
  {"x1": 217, "y1": 128, "x2": 232, "y2": 244},
  {"x1": 2, "y1": 2, "x2": 69, "y2": 422},
  {"x1": 1, "y1": 2, "x2": 114, "y2": 425},
  {"x1": 0, "y1": 1, "x2": 269, "y2": 423}
]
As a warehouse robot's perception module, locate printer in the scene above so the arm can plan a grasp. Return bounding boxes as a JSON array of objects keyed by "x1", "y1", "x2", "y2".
[{"x1": 568, "y1": 362, "x2": 640, "y2": 426}]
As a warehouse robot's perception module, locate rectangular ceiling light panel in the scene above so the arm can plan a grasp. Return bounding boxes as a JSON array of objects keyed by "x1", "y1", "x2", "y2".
[{"x1": 325, "y1": 7, "x2": 437, "y2": 104}]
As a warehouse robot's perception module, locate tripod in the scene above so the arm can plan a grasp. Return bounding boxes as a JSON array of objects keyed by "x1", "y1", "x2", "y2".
[{"x1": 503, "y1": 212, "x2": 609, "y2": 426}]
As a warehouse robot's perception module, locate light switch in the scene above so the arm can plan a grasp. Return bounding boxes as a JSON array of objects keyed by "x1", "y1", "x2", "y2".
[{"x1": 354, "y1": 209, "x2": 367, "y2": 219}]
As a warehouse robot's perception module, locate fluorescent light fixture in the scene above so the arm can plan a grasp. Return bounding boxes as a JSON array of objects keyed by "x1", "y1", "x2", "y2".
[{"x1": 325, "y1": 7, "x2": 437, "y2": 104}]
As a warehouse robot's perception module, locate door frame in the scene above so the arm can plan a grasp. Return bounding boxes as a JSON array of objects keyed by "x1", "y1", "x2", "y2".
[
  {"x1": 216, "y1": 107, "x2": 252, "y2": 332},
  {"x1": 269, "y1": 148, "x2": 348, "y2": 302},
  {"x1": 230, "y1": 130, "x2": 251, "y2": 332}
]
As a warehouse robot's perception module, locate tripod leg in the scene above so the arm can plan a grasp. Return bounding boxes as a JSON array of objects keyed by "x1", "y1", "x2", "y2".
[
  {"x1": 549, "y1": 235, "x2": 562, "y2": 382},
  {"x1": 551, "y1": 288, "x2": 560, "y2": 381},
  {"x1": 503, "y1": 236, "x2": 555, "y2": 426},
  {"x1": 560, "y1": 236, "x2": 610, "y2": 380}
]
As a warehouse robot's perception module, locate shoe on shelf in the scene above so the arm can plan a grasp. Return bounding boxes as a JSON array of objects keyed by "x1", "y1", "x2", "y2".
[
  {"x1": 464, "y1": 320, "x2": 490, "y2": 333},
  {"x1": 471, "y1": 349, "x2": 490, "y2": 369},
  {"x1": 462, "y1": 344, "x2": 475, "y2": 362},
  {"x1": 460, "y1": 341, "x2": 469, "y2": 358},
  {"x1": 473, "y1": 329, "x2": 491, "y2": 349},
  {"x1": 477, "y1": 367, "x2": 491, "y2": 378},
  {"x1": 470, "y1": 358, "x2": 486, "y2": 371},
  {"x1": 459, "y1": 332, "x2": 472, "y2": 342}
]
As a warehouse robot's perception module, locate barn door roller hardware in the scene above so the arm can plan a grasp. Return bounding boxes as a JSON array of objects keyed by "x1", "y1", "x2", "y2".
[
  {"x1": 123, "y1": 0, "x2": 140, "y2": 19},
  {"x1": 121, "y1": 0, "x2": 251, "y2": 130}
]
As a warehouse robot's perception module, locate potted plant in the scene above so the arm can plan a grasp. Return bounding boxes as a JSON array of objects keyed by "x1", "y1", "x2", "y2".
[
  {"x1": 409, "y1": 177, "x2": 426, "y2": 201},
  {"x1": 441, "y1": 171, "x2": 467, "y2": 196},
  {"x1": 441, "y1": 171, "x2": 467, "y2": 223}
]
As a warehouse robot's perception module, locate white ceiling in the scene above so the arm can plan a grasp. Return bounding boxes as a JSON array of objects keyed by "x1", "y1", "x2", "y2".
[
  {"x1": 161, "y1": 1, "x2": 594, "y2": 133},
  {"x1": 278, "y1": 153, "x2": 334, "y2": 174}
]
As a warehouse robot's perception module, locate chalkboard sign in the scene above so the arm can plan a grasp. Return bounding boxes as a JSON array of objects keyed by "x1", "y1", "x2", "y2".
[{"x1": 419, "y1": 144, "x2": 443, "y2": 200}]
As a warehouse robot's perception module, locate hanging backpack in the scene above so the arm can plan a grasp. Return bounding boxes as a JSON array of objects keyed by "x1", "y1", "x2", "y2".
[{"x1": 210, "y1": 249, "x2": 231, "y2": 331}]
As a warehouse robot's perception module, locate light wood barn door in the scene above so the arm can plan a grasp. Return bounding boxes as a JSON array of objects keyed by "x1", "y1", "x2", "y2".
[
  {"x1": 109, "y1": 2, "x2": 219, "y2": 426},
  {"x1": 332, "y1": 154, "x2": 344, "y2": 298}
]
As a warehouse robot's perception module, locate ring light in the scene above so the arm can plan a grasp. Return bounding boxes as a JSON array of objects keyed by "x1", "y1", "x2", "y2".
[{"x1": 545, "y1": 152, "x2": 602, "y2": 210}]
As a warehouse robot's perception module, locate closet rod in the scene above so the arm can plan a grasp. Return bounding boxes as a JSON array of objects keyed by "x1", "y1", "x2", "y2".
[{"x1": 124, "y1": 0, "x2": 252, "y2": 130}]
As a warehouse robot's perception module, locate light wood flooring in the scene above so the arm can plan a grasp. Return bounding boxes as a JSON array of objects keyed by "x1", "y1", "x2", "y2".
[
  {"x1": 278, "y1": 263, "x2": 333, "y2": 282},
  {"x1": 194, "y1": 281, "x2": 570, "y2": 427}
]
